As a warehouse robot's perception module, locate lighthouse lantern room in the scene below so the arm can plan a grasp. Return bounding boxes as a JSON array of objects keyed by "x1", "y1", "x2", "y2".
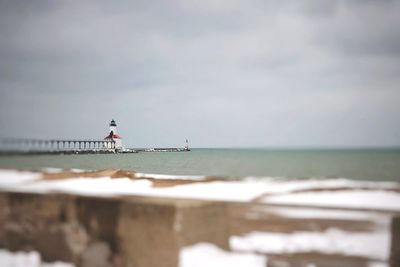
[{"x1": 104, "y1": 119, "x2": 123, "y2": 150}]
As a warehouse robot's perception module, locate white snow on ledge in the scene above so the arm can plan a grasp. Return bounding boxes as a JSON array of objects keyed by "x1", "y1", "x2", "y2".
[
  {"x1": 230, "y1": 228, "x2": 390, "y2": 261},
  {"x1": 262, "y1": 190, "x2": 400, "y2": 211},
  {"x1": 1, "y1": 169, "x2": 400, "y2": 212},
  {"x1": 0, "y1": 249, "x2": 74, "y2": 267},
  {"x1": 249, "y1": 206, "x2": 392, "y2": 225},
  {"x1": 0, "y1": 170, "x2": 41, "y2": 189},
  {"x1": 179, "y1": 243, "x2": 266, "y2": 267},
  {"x1": 10, "y1": 177, "x2": 153, "y2": 196}
]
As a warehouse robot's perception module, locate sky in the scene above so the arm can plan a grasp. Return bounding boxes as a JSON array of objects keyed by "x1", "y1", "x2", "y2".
[{"x1": 0, "y1": 0, "x2": 399, "y2": 148}]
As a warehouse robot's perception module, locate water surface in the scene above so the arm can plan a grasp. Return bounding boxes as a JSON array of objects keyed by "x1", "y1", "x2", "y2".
[{"x1": 0, "y1": 148, "x2": 399, "y2": 181}]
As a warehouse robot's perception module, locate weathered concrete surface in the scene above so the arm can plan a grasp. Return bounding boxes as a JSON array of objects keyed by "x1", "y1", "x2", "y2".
[
  {"x1": 390, "y1": 216, "x2": 400, "y2": 267},
  {"x1": 0, "y1": 193, "x2": 88, "y2": 263},
  {"x1": 0, "y1": 189, "x2": 398, "y2": 267},
  {"x1": 0, "y1": 192, "x2": 229, "y2": 267},
  {"x1": 80, "y1": 241, "x2": 112, "y2": 267},
  {"x1": 117, "y1": 197, "x2": 229, "y2": 267}
]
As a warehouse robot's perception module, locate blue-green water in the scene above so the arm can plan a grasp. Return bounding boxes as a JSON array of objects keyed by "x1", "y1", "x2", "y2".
[{"x1": 0, "y1": 148, "x2": 400, "y2": 181}]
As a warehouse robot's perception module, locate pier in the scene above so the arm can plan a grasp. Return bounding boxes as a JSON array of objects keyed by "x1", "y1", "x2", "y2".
[
  {"x1": 0, "y1": 138, "x2": 117, "y2": 153},
  {"x1": 0, "y1": 120, "x2": 190, "y2": 155},
  {"x1": 0, "y1": 138, "x2": 191, "y2": 155},
  {"x1": 141, "y1": 147, "x2": 190, "y2": 152}
]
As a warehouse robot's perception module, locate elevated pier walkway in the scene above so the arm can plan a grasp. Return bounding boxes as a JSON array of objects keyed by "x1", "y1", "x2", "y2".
[
  {"x1": 0, "y1": 138, "x2": 118, "y2": 154},
  {"x1": 0, "y1": 138, "x2": 190, "y2": 155}
]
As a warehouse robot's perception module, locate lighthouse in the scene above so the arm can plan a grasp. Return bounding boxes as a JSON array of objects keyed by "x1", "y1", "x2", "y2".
[
  {"x1": 184, "y1": 139, "x2": 190, "y2": 151},
  {"x1": 104, "y1": 119, "x2": 123, "y2": 150}
]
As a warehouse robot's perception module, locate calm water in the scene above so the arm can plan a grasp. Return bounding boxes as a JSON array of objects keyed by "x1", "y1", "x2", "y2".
[{"x1": 0, "y1": 148, "x2": 400, "y2": 181}]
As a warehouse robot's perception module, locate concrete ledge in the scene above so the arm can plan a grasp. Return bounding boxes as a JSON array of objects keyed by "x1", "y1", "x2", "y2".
[{"x1": 0, "y1": 192, "x2": 229, "y2": 267}]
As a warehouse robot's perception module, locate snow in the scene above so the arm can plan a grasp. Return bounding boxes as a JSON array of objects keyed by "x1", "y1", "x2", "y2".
[
  {"x1": 0, "y1": 169, "x2": 279, "y2": 201},
  {"x1": 243, "y1": 177, "x2": 399, "y2": 195},
  {"x1": 262, "y1": 190, "x2": 400, "y2": 211},
  {"x1": 250, "y1": 206, "x2": 391, "y2": 223},
  {"x1": 0, "y1": 249, "x2": 74, "y2": 267},
  {"x1": 0, "y1": 170, "x2": 41, "y2": 189},
  {"x1": 9, "y1": 177, "x2": 275, "y2": 202},
  {"x1": 148, "y1": 181, "x2": 275, "y2": 202},
  {"x1": 1, "y1": 169, "x2": 400, "y2": 213},
  {"x1": 179, "y1": 243, "x2": 266, "y2": 267},
  {"x1": 14, "y1": 177, "x2": 153, "y2": 196},
  {"x1": 0, "y1": 170, "x2": 396, "y2": 266},
  {"x1": 230, "y1": 228, "x2": 390, "y2": 261}
]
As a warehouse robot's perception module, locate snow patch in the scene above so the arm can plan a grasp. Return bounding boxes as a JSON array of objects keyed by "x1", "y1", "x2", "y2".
[
  {"x1": 230, "y1": 228, "x2": 390, "y2": 261},
  {"x1": 0, "y1": 170, "x2": 41, "y2": 189},
  {"x1": 245, "y1": 178, "x2": 399, "y2": 195},
  {"x1": 262, "y1": 190, "x2": 400, "y2": 211},
  {"x1": 14, "y1": 177, "x2": 153, "y2": 196},
  {"x1": 0, "y1": 249, "x2": 74, "y2": 267},
  {"x1": 1, "y1": 170, "x2": 400, "y2": 213},
  {"x1": 252, "y1": 206, "x2": 391, "y2": 224},
  {"x1": 179, "y1": 243, "x2": 266, "y2": 267}
]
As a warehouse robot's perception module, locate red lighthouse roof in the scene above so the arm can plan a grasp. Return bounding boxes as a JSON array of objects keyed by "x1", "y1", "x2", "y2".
[{"x1": 104, "y1": 131, "x2": 122, "y2": 139}]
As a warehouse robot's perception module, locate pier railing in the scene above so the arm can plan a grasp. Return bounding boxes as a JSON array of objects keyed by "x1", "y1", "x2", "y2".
[{"x1": 0, "y1": 138, "x2": 116, "y2": 151}]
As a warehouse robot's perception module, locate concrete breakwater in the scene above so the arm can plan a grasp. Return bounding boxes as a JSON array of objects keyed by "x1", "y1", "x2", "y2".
[
  {"x1": 0, "y1": 169, "x2": 399, "y2": 267},
  {"x1": 0, "y1": 148, "x2": 191, "y2": 155},
  {"x1": 0, "y1": 149, "x2": 138, "y2": 155}
]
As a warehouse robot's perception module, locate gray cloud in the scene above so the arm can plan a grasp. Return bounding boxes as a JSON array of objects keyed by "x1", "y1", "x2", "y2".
[
  {"x1": 0, "y1": 0, "x2": 399, "y2": 148},
  {"x1": 312, "y1": 1, "x2": 400, "y2": 57}
]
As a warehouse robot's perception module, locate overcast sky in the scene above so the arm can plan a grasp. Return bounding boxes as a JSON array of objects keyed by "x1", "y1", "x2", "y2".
[{"x1": 0, "y1": 0, "x2": 399, "y2": 148}]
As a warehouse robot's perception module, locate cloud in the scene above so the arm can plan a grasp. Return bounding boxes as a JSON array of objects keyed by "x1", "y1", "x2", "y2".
[
  {"x1": 312, "y1": 0, "x2": 400, "y2": 57},
  {"x1": 0, "y1": 0, "x2": 399, "y2": 147}
]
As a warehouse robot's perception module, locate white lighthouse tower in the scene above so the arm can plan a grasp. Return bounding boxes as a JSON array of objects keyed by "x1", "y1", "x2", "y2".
[{"x1": 104, "y1": 119, "x2": 123, "y2": 150}]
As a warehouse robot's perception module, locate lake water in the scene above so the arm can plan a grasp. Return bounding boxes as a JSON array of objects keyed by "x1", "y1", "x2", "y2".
[{"x1": 0, "y1": 148, "x2": 399, "y2": 181}]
